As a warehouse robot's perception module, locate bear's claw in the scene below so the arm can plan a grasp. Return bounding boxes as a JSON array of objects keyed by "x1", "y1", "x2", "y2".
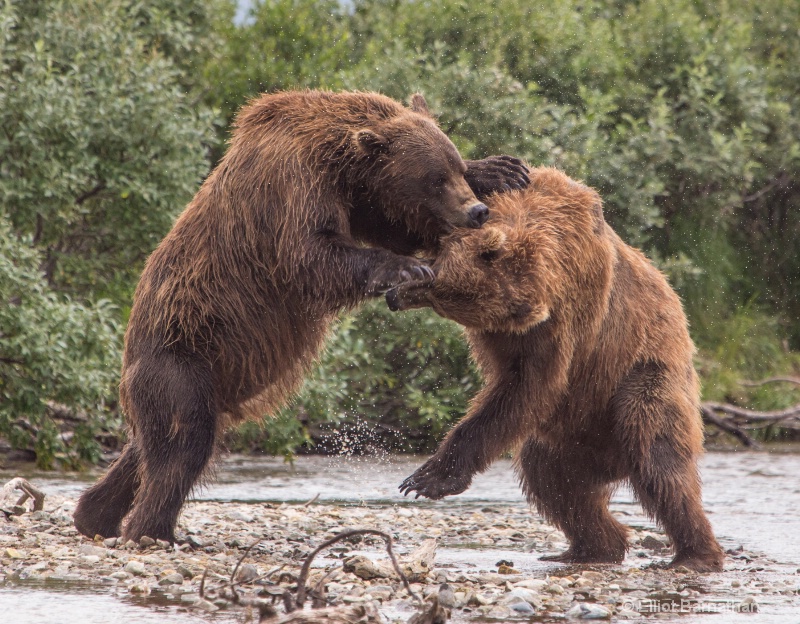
[
  {"x1": 464, "y1": 155, "x2": 530, "y2": 200},
  {"x1": 399, "y1": 459, "x2": 471, "y2": 500},
  {"x1": 366, "y1": 259, "x2": 434, "y2": 296}
]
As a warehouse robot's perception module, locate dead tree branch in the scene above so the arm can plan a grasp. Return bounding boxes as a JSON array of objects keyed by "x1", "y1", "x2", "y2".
[
  {"x1": 740, "y1": 377, "x2": 800, "y2": 388},
  {"x1": 700, "y1": 405, "x2": 761, "y2": 449},
  {"x1": 295, "y1": 529, "x2": 420, "y2": 608},
  {"x1": 201, "y1": 528, "x2": 431, "y2": 623},
  {"x1": 701, "y1": 372, "x2": 800, "y2": 445},
  {"x1": 1, "y1": 478, "x2": 46, "y2": 517}
]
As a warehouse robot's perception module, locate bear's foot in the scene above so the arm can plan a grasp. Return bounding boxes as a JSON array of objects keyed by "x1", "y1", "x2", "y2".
[
  {"x1": 73, "y1": 444, "x2": 141, "y2": 539},
  {"x1": 74, "y1": 503, "x2": 123, "y2": 540},
  {"x1": 540, "y1": 547, "x2": 625, "y2": 565},
  {"x1": 366, "y1": 257, "x2": 434, "y2": 297},
  {"x1": 668, "y1": 550, "x2": 725, "y2": 573},
  {"x1": 122, "y1": 515, "x2": 176, "y2": 545},
  {"x1": 464, "y1": 155, "x2": 530, "y2": 199}
]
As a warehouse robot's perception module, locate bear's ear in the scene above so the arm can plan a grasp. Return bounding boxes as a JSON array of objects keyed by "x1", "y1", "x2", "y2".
[
  {"x1": 409, "y1": 93, "x2": 432, "y2": 118},
  {"x1": 478, "y1": 227, "x2": 506, "y2": 261},
  {"x1": 353, "y1": 129, "x2": 390, "y2": 155}
]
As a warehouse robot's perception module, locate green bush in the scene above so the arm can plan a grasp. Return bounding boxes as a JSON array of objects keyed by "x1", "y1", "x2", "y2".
[
  {"x1": 3, "y1": 0, "x2": 799, "y2": 462},
  {"x1": 0, "y1": 0, "x2": 216, "y2": 306},
  {"x1": 0, "y1": 0, "x2": 219, "y2": 465},
  {"x1": 218, "y1": 0, "x2": 799, "y2": 451},
  {"x1": 0, "y1": 219, "x2": 120, "y2": 468}
]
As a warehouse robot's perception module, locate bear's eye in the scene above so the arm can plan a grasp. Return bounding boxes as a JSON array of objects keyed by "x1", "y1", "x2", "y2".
[{"x1": 430, "y1": 174, "x2": 448, "y2": 188}]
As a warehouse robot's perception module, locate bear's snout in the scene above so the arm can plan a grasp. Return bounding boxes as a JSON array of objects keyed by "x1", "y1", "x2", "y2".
[{"x1": 467, "y1": 203, "x2": 490, "y2": 228}]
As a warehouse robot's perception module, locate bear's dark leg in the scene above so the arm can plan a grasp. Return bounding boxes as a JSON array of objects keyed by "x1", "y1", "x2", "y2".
[
  {"x1": 627, "y1": 437, "x2": 724, "y2": 572},
  {"x1": 613, "y1": 361, "x2": 724, "y2": 572},
  {"x1": 516, "y1": 437, "x2": 629, "y2": 564},
  {"x1": 74, "y1": 442, "x2": 141, "y2": 539},
  {"x1": 120, "y1": 352, "x2": 217, "y2": 543}
]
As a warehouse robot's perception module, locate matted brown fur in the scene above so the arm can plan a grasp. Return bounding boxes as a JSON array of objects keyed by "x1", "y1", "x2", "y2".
[
  {"x1": 389, "y1": 167, "x2": 725, "y2": 572},
  {"x1": 73, "y1": 90, "x2": 528, "y2": 543}
]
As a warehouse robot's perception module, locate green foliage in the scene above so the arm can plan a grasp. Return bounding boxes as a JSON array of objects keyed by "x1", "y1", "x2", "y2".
[
  {"x1": 297, "y1": 301, "x2": 480, "y2": 452},
  {"x1": 228, "y1": 300, "x2": 479, "y2": 456},
  {"x1": 4, "y1": 0, "x2": 800, "y2": 463},
  {"x1": 0, "y1": 0, "x2": 219, "y2": 465},
  {"x1": 0, "y1": 0, "x2": 216, "y2": 304},
  {"x1": 0, "y1": 219, "x2": 120, "y2": 468},
  {"x1": 211, "y1": 0, "x2": 800, "y2": 451},
  {"x1": 205, "y1": 0, "x2": 351, "y2": 123}
]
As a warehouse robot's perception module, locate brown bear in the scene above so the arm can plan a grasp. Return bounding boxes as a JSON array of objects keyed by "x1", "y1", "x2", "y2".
[
  {"x1": 388, "y1": 167, "x2": 725, "y2": 572},
  {"x1": 73, "y1": 90, "x2": 528, "y2": 543}
]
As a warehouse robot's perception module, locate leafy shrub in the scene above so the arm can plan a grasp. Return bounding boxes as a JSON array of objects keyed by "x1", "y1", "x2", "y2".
[
  {"x1": 0, "y1": 0, "x2": 218, "y2": 465},
  {"x1": 0, "y1": 219, "x2": 120, "y2": 468},
  {"x1": 4, "y1": 0, "x2": 800, "y2": 462}
]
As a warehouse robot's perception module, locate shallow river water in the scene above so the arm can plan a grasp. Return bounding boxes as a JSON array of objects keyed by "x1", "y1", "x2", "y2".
[{"x1": 2, "y1": 448, "x2": 799, "y2": 622}]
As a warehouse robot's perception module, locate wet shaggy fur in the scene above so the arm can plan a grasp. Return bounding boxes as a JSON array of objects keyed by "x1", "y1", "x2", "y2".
[
  {"x1": 389, "y1": 167, "x2": 725, "y2": 572},
  {"x1": 73, "y1": 90, "x2": 529, "y2": 543}
]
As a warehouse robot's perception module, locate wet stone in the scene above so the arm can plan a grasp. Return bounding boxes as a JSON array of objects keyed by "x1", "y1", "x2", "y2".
[
  {"x1": 177, "y1": 564, "x2": 195, "y2": 579},
  {"x1": 78, "y1": 544, "x2": 106, "y2": 557},
  {"x1": 2, "y1": 466, "x2": 794, "y2": 623},
  {"x1": 566, "y1": 603, "x2": 611, "y2": 619},
  {"x1": 158, "y1": 572, "x2": 185, "y2": 585},
  {"x1": 124, "y1": 560, "x2": 145, "y2": 575},
  {"x1": 509, "y1": 600, "x2": 535, "y2": 615},
  {"x1": 235, "y1": 563, "x2": 259, "y2": 583},
  {"x1": 641, "y1": 535, "x2": 667, "y2": 551}
]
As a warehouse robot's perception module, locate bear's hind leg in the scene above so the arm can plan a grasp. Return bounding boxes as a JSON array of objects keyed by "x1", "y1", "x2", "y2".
[
  {"x1": 74, "y1": 442, "x2": 141, "y2": 539},
  {"x1": 517, "y1": 438, "x2": 628, "y2": 564},
  {"x1": 627, "y1": 437, "x2": 724, "y2": 572},
  {"x1": 613, "y1": 361, "x2": 724, "y2": 572},
  {"x1": 121, "y1": 354, "x2": 218, "y2": 543}
]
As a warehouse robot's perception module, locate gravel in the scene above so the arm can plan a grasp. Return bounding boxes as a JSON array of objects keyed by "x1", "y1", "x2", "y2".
[{"x1": 0, "y1": 492, "x2": 789, "y2": 621}]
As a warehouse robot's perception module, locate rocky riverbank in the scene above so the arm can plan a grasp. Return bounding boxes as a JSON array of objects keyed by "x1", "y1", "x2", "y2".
[{"x1": 2, "y1": 485, "x2": 793, "y2": 622}]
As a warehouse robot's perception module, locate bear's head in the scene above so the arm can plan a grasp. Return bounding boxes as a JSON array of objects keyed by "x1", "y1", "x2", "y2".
[
  {"x1": 386, "y1": 168, "x2": 609, "y2": 334},
  {"x1": 386, "y1": 216, "x2": 551, "y2": 334},
  {"x1": 350, "y1": 94, "x2": 488, "y2": 248}
]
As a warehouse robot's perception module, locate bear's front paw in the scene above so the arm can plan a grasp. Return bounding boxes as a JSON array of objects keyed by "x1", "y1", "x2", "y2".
[
  {"x1": 399, "y1": 459, "x2": 471, "y2": 500},
  {"x1": 367, "y1": 258, "x2": 434, "y2": 297},
  {"x1": 465, "y1": 155, "x2": 530, "y2": 200}
]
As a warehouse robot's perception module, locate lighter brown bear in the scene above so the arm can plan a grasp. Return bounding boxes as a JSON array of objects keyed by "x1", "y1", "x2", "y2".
[
  {"x1": 73, "y1": 90, "x2": 528, "y2": 543},
  {"x1": 389, "y1": 166, "x2": 725, "y2": 572}
]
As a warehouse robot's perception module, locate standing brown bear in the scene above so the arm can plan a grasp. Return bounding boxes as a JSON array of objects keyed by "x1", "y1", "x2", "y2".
[
  {"x1": 389, "y1": 167, "x2": 725, "y2": 572},
  {"x1": 73, "y1": 90, "x2": 528, "y2": 543}
]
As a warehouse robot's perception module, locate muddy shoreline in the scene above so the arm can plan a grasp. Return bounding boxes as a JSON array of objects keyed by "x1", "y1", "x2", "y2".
[
  {"x1": 3, "y1": 452, "x2": 799, "y2": 622},
  {"x1": 0, "y1": 495, "x2": 768, "y2": 621}
]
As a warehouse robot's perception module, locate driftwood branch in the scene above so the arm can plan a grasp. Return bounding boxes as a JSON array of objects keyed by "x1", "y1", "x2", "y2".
[
  {"x1": 1, "y1": 478, "x2": 46, "y2": 516},
  {"x1": 701, "y1": 375, "x2": 800, "y2": 445},
  {"x1": 700, "y1": 405, "x2": 761, "y2": 448},
  {"x1": 201, "y1": 528, "x2": 433, "y2": 623},
  {"x1": 295, "y1": 529, "x2": 420, "y2": 608},
  {"x1": 702, "y1": 402, "x2": 800, "y2": 423}
]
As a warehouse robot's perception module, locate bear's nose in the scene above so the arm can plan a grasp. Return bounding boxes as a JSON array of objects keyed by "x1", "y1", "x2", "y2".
[{"x1": 467, "y1": 203, "x2": 490, "y2": 228}]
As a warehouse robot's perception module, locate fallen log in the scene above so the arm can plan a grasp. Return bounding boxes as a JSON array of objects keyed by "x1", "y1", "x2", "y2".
[{"x1": 701, "y1": 376, "x2": 800, "y2": 447}]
